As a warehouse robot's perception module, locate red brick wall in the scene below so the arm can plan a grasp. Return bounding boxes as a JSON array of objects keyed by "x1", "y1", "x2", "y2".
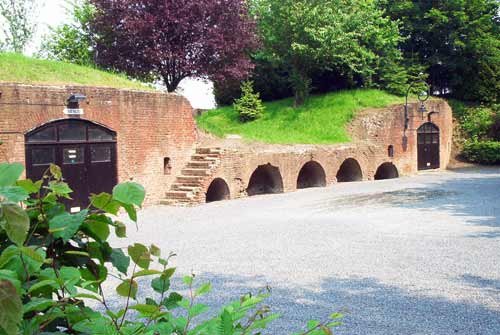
[
  {"x1": 197, "y1": 100, "x2": 453, "y2": 202},
  {"x1": 0, "y1": 83, "x2": 196, "y2": 204}
]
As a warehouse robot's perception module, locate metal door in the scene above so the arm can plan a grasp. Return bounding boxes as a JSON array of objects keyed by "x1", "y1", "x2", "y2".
[
  {"x1": 417, "y1": 122, "x2": 440, "y2": 170},
  {"x1": 25, "y1": 119, "x2": 117, "y2": 210}
]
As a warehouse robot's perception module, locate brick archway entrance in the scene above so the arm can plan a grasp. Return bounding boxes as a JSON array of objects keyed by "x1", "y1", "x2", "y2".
[
  {"x1": 336, "y1": 158, "x2": 363, "y2": 182},
  {"x1": 297, "y1": 161, "x2": 326, "y2": 189},
  {"x1": 247, "y1": 164, "x2": 284, "y2": 196},
  {"x1": 374, "y1": 162, "x2": 399, "y2": 180},
  {"x1": 25, "y1": 119, "x2": 117, "y2": 210},
  {"x1": 206, "y1": 178, "x2": 230, "y2": 202}
]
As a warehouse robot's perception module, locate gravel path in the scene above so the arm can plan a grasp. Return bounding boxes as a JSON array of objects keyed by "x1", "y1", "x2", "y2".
[{"x1": 112, "y1": 167, "x2": 500, "y2": 334}]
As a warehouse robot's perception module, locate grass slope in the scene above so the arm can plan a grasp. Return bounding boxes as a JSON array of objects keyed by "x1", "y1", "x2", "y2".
[
  {"x1": 197, "y1": 89, "x2": 404, "y2": 144},
  {"x1": 0, "y1": 53, "x2": 153, "y2": 91}
]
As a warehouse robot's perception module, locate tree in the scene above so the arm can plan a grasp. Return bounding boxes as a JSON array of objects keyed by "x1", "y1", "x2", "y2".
[
  {"x1": 379, "y1": 0, "x2": 500, "y2": 103},
  {"x1": 39, "y1": 0, "x2": 95, "y2": 66},
  {"x1": 234, "y1": 81, "x2": 265, "y2": 122},
  {"x1": 0, "y1": 0, "x2": 38, "y2": 53},
  {"x1": 90, "y1": 0, "x2": 259, "y2": 92},
  {"x1": 252, "y1": 0, "x2": 406, "y2": 106}
]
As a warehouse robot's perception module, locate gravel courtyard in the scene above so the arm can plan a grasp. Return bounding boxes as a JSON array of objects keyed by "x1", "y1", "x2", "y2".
[{"x1": 114, "y1": 167, "x2": 500, "y2": 334}]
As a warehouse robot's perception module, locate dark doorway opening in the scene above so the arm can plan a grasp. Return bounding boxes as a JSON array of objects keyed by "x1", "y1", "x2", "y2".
[
  {"x1": 297, "y1": 161, "x2": 326, "y2": 189},
  {"x1": 247, "y1": 164, "x2": 284, "y2": 196},
  {"x1": 417, "y1": 122, "x2": 440, "y2": 170},
  {"x1": 25, "y1": 119, "x2": 117, "y2": 210},
  {"x1": 374, "y1": 163, "x2": 399, "y2": 180},
  {"x1": 206, "y1": 178, "x2": 230, "y2": 202},
  {"x1": 336, "y1": 158, "x2": 363, "y2": 182}
]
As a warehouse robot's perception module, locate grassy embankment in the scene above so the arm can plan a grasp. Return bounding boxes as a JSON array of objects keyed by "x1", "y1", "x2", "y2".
[
  {"x1": 197, "y1": 89, "x2": 405, "y2": 144},
  {"x1": 0, "y1": 52, "x2": 153, "y2": 91}
]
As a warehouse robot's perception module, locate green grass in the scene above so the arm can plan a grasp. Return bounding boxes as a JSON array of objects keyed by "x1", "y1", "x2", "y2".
[
  {"x1": 0, "y1": 52, "x2": 154, "y2": 91},
  {"x1": 197, "y1": 89, "x2": 405, "y2": 144}
]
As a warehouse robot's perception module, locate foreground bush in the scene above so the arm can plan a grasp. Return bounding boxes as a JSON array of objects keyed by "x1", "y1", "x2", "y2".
[
  {"x1": 0, "y1": 162, "x2": 341, "y2": 334},
  {"x1": 462, "y1": 141, "x2": 500, "y2": 165}
]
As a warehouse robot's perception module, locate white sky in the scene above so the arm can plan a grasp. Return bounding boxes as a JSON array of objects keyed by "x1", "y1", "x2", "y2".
[{"x1": 27, "y1": 0, "x2": 216, "y2": 109}]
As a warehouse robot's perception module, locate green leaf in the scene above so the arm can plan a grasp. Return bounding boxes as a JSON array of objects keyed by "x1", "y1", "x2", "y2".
[
  {"x1": 0, "y1": 270, "x2": 21, "y2": 294},
  {"x1": 48, "y1": 210, "x2": 88, "y2": 243},
  {"x1": 20, "y1": 246, "x2": 45, "y2": 263},
  {"x1": 16, "y1": 179, "x2": 42, "y2": 194},
  {"x1": 122, "y1": 203, "x2": 137, "y2": 222},
  {"x1": 112, "y1": 182, "x2": 145, "y2": 207},
  {"x1": 183, "y1": 275, "x2": 194, "y2": 286},
  {"x1": 116, "y1": 279, "x2": 137, "y2": 299},
  {"x1": 27, "y1": 279, "x2": 58, "y2": 293},
  {"x1": 65, "y1": 251, "x2": 90, "y2": 257},
  {"x1": 74, "y1": 293, "x2": 102, "y2": 302},
  {"x1": 189, "y1": 303, "x2": 209, "y2": 317},
  {"x1": 0, "y1": 186, "x2": 29, "y2": 202},
  {"x1": 49, "y1": 164, "x2": 62, "y2": 180},
  {"x1": 85, "y1": 215, "x2": 111, "y2": 241},
  {"x1": 128, "y1": 243, "x2": 150, "y2": 269},
  {"x1": 151, "y1": 275, "x2": 170, "y2": 293},
  {"x1": 134, "y1": 269, "x2": 161, "y2": 277},
  {"x1": 130, "y1": 304, "x2": 158, "y2": 315},
  {"x1": 0, "y1": 280, "x2": 23, "y2": 335},
  {"x1": 150, "y1": 244, "x2": 161, "y2": 257},
  {"x1": 90, "y1": 193, "x2": 121, "y2": 215},
  {"x1": 162, "y1": 292, "x2": 183, "y2": 310},
  {"x1": 47, "y1": 181, "x2": 73, "y2": 197},
  {"x1": 23, "y1": 298, "x2": 55, "y2": 314},
  {"x1": 0, "y1": 203, "x2": 29, "y2": 246},
  {"x1": 0, "y1": 163, "x2": 24, "y2": 187},
  {"x1": 110, "y1": 248, "x2": 129, "y2": 275},
  {"x1": 220, "y1": 309, "x2": 233, "y2": 335},
  {"x1": 195, "y1": 282, "x2": 211, "y2": 297},
  {"x1": 114, "y1": 221, "x2": 126, "y2": 238}
]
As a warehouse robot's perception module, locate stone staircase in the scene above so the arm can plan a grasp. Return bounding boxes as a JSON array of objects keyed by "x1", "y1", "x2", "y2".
[{"x1": 161, "y1": 147, "x2": 223, "y2": 205}]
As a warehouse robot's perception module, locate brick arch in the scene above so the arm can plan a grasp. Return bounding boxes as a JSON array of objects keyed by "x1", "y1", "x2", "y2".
[
  {"x1": 297, "y1": 160, "x2": 327, "y2": 189},
  {"x1": 336, "y1": 158, "x2": 363, "y2": 182},
  {"x1": 25, "y1": 117, "x2": 117, "y2": 136},
  {"x1": 206, "y1": 178, "x2": 230, "y2": 202},
  {"x1": 247, "y1": 163, "x2": 284, "y2": 196},
  {"x1": 374, "y1": 162, "x2": 399, "y2": 180}
]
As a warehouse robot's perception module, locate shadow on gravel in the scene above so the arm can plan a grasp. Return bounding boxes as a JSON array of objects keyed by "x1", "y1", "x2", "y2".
[
  {"x1": 317, "y1": 167, "x2": 500, "y2": 238},
  {"x1": 178, "y1": 272, "x2": 500, "y2": 335}
]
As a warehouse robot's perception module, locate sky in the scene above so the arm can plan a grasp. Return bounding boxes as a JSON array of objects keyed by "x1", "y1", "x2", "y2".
[{"x1": 27, "y1": 0, "x2": 216, "y2": 109}]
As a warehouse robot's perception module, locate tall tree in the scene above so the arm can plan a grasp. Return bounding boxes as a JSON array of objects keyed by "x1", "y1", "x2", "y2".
[
  {"x1": 379, "y1": 0, "x2": 500, "y2": 103},
  {"x1": 252, "y1": 0, "x2": 406, "y2": 106},
  {"x1": 90, "y1": 0, "x2": 259, "y2": 92},
  {"x1": 0, "y1": 0, "x2": 38, "y2": 53},
  {"x1": 39, "y1": 0, "x2": 95, "y2": 66}
]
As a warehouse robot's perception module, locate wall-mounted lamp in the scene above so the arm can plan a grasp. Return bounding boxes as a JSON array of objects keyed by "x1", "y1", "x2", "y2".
[
  {"x1": 67, "y1": 93, "x2": 86, "y2": 109},
  {"x1": 404, "y1": 75, "x2": 430, "y2": 130}
]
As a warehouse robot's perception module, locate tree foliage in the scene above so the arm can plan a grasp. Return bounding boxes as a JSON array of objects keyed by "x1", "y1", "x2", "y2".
[
  {"x1": 90, "y1": 0, "x2": 259, "y2": 92},
  {"x1": 252, "y1": 0, "x2": 406, "y2": 106},
  {"x1": 39, "y1": 0, "x2": 95, "y2": 66},
  {"x1": 0, "y1": 161, "x2": 342, "y2": 334},
  {"x1": 0, "y1": 0, "x2": 37, "y2": 53},
  {"x1": 234, "y1": 81, "x2": 265, "y2": 122},
  {"x1": 379, "y1": 0, "x2": 500, "y2": 103}
]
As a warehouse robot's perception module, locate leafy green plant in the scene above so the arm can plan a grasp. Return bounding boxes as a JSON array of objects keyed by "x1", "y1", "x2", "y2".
[
  {"x1": 233, "y1": 81, "x2": 265, "y2": 122},
  {"x1": 462, "y1": 140, "x2": 500, "y2": 165},
  {"x1": 0, "y1": 162, "x2": 341, "y2": 334}
]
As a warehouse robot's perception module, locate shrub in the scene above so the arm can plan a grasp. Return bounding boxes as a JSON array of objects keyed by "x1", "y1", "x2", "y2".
[
  {"x1": 0, "y1": 162, "x2": 341, "y2": 334},
  {"x1": 462, "y1": 140, "x2": 500, "y2": 165},
  {"x1": 234, "y1": 81, "x2": 265, "y2": 122},
  {"x1": 449, "y1": 100, "x2": 497, "y2": 140}
]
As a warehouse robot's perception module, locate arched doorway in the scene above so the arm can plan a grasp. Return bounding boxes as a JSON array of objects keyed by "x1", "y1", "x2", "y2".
[
  {"x1": 374, "y1": 163, "x2": 399, "y2": 180},
  {"x1": 206, "y1": 178, "x2": 230, "y2": 202},
  {"x1": 417, "y1": 122, "x2": 440, "y2": 170},
  {"x1": 247, "y1": 164, "x2": 284, "y2": 196},
  {"x1": 25, "y1": 119, "x2": 117, "y2": 209},
  {"x1": 336, "y1": 158, "x2": 363, "y2": 182},
  {"x1": 297, "y1": 161, "x2": 326, "y2": 189}
]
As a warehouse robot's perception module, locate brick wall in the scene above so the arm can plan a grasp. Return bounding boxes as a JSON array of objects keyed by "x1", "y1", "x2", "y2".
[
  {"x1": 195, "y1": 100, "x2": 453, "y2": 202},
  {"x1": 0, "y1": 83, "x2": 196, "y2": 204}
]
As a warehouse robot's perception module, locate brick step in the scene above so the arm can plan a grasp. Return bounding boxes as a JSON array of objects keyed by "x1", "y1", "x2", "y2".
[
  {"x1": 187, "y1": 161, "x2": 212, "y2": 168},
  {"x1": 191, "y1": 154, "x2": 220, "y2": 162},
  {"x1": 196, "y1": 147, "x2": 222, "y2": 154},
  {"x1": 165, "y1": 191, "x2": 195, "y2": 199},
  {"x1": 160, "y1": 199, "x2": 197, "y2": 206},
  {"x1": 182, "y1": 168, "x2": 211, "y2": 176},
  {"x1": 172, "y1": 184, "x2": 202, "y2": 192}
]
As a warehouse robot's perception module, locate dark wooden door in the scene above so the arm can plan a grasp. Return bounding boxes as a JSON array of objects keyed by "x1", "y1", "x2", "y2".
[
  {"x1": 26, "y1": 120, "x2": 117, "y2": 211},
  {"x1": 417, "y1": 123, "x2": 440, "y2": 170}
]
